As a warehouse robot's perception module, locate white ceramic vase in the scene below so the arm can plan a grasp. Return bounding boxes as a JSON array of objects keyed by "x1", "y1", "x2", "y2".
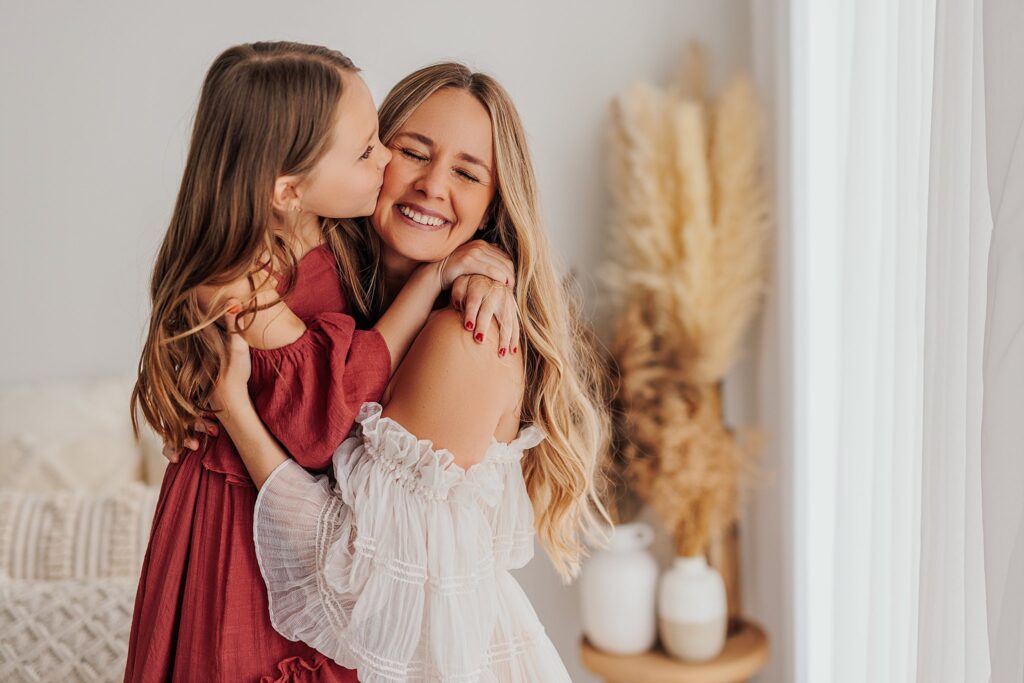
[
  {"x1": 579, "y1": 522, "x2": 659, "y2": 654},
  {"x1": 658, "y1": 555, "x2": 728, "y2": 661}
]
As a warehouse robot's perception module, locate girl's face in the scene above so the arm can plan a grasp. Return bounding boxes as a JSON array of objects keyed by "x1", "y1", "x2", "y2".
[
  {"x1": 299, "y1": 72, "x2": 392, "y2": 219},
  {"x1": 372, "y1": 88, "x2": 496, "y2": 265}
]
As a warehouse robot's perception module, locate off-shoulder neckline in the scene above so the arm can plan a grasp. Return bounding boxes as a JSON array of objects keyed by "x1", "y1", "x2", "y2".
[{"x1": 356, "y1": 402, "x2": 545, "y2": 470}]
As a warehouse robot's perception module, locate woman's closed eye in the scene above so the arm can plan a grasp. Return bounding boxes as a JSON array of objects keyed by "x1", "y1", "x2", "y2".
[
  {"x1": 400, "y1": 148, "x2": 429, "y2": 162},
  {"x1": 400, "y1": 148, "x2": 480, "y2": 183}
]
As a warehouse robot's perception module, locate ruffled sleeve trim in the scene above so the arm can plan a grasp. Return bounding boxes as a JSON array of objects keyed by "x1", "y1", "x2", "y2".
[
  {"x1": 249, "y1": 312, "x2": 382, "y2": 366},
  {"x1": 351, "y1": 402, "x2": 466, "y2": 500}
]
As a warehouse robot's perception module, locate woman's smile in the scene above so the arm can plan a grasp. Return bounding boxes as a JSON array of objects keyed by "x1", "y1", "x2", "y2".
[{"x1": 394, "y1": 201, "x2": 453, "y2": 231}]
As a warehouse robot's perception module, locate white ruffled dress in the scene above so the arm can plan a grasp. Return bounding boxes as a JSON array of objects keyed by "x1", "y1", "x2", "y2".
[{"x1": 252, "y1": 402, "x2": 572, "y2": 683}]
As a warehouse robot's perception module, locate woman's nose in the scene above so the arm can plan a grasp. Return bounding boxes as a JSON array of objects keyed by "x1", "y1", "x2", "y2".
[{"x1": 413, "y1": 163, "x2": 447, "y2": 199}]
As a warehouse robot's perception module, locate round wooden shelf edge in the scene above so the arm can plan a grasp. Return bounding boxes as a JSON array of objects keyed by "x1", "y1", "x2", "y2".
[{"x1": 579, "y1": 619, "x2": 769, "y2": 683}]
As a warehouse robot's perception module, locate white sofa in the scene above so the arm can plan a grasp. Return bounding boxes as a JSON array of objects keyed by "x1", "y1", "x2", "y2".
[{"x1": 0, "y1": 376, "x2": 166, "y2": 682}]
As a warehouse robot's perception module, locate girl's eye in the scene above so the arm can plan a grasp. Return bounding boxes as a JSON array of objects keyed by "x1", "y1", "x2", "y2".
[
  {"x1": 456, "y1": 169, "x2": 480, "y2": 183},
  {"x1": 401, "y1": 148, "x2": 428, "y2": 162},
  {"x1": 360, "y1": 145, "x2": 374, "y2": 160}
]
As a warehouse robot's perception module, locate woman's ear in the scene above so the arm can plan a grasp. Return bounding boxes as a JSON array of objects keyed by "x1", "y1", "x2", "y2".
[{"x1": 272, "y1": 175, "x2": 303, "y2": 214}]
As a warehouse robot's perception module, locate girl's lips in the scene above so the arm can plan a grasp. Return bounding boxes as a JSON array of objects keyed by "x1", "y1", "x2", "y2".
[{"x1": 393, "y1": 204, "x2": 449, "y2": 232}]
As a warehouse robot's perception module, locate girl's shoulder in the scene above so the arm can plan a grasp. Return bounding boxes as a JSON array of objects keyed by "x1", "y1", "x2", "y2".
[{"x1": 194, "y1": 267, "x2": 306, "y2": 351}]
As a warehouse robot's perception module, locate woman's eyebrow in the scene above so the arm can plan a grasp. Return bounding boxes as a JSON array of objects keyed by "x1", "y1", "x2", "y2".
[
  {"x1": 396, "y1": 131, "x2": 492, "y2": 175},
  {"x1": 396, "y1": 131, "x2": 434, "y2": 147},
  {"x1": 456, "y1": 151, "x2": 491, "y2": 175}
]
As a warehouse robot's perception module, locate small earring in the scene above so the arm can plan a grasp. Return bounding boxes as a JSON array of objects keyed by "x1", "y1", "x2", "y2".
[{"x1": 292, "y1": 203, "x2": 302, "y2": 213}]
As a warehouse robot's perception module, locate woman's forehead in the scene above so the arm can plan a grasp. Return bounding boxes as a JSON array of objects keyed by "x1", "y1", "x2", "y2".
[{"x1": 401, "y1": 89, "x2": 493, "y2": 163}]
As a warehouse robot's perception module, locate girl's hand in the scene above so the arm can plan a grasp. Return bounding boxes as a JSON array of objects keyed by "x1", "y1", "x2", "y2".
[
  {"x1": 436, "y1": 240, "x2": 520, "y2": 357},
  {"x1": 437, "y1": 239, "x2": 516, "y2": 291},
  {"x1": 450, "y1": 274, "x2": 520, "y2": 357},
  {"x1": 159, "y1": 300, "x2": 248, "y2": 462}
]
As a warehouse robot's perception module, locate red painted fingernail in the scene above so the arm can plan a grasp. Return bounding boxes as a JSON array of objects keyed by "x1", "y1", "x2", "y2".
[
  {"x1": 499, "y1": 348, "x2": 506, "y2": 357},
  {"x1": 465, "y1": 321, "x2": 474, "y2": 331},
  {"x1": 227, "y1": 305, "x2": 241, "y2": 315},
  {"x1": 513, "y1": 346, "x2": 518, "y2": 354},
  {"x1": 475, "y1": 332, "x2": 484, "y2": 343}
]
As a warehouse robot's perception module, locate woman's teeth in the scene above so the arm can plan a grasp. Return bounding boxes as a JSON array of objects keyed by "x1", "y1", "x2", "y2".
[{"x1": 398, "y1": 204, "x2": 448, "y2": 227}]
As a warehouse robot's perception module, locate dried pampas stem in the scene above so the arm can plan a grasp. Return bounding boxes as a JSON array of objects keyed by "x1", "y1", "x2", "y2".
[{"x1": 607, "y1": 44, "x2": 771, "y2": 559}]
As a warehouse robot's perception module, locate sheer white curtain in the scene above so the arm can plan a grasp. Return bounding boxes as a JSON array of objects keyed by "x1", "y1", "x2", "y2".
[
  {"x1": 981, "y1": 1, "x2": 1024, "y2": 681},
  {"x1": 775, "y1": 0, "x2": 1016, "y2": 680}
]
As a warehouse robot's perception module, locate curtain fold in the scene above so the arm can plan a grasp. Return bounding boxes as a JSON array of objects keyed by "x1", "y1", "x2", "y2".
[
  {"x1": 785, "y1": 0, "x2": 1002, "y2": 680},
  {"x1": 917, "y1": 1, "x2": 991, "y2": 681},
  {"x1": 981, "y1": 1, "x2": 1024, "y2": 680}
]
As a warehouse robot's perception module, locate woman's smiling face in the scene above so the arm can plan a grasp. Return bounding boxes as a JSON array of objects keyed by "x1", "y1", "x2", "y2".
[{"x1": 371, "y1": 87, "x2": 496, "y2": 266}]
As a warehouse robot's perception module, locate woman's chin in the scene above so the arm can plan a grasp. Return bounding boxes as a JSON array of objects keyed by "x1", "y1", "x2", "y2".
[{"x1": 378, "y1": 225, "x2": 449, "y2": 263}]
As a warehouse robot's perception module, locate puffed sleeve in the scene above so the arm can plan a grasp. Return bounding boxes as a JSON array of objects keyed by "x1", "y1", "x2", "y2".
[
  {"x1": 481, "y1": 426, "x2": 544, "y2": 571},
  {"x1": 252, "y1": 403, "x2": 507, "y2": 683},
  {"x1": 248, "y1": 312, "x2": 391, "y2": 472}
]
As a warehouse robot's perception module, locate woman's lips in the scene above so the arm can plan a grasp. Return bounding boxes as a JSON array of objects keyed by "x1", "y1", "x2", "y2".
[{"x1": 394, "y1": 204, "x2": 449, "y2": 232}]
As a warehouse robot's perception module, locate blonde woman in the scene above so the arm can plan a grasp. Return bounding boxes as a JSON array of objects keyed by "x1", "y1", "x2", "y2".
[{"x1": 211, "y1": 64, "x2": 612, "y2": 682}]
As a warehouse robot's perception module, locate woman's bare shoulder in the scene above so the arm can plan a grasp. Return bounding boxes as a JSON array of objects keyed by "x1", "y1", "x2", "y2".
[
  {"x1": 381, "y1": 307, "x2": 524, "y2": 465},
  {"x1": 420, "y1": 307, "x2": 524, "y2": 396}
]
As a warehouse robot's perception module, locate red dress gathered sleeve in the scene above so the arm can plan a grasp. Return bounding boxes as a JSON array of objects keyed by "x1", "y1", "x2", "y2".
[{"x1": 248, "y1": 311, "x2": 392, "y2": 473}]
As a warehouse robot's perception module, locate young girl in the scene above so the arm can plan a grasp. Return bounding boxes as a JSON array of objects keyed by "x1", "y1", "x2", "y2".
[
  {"x1": 128, "y1": 43, "x2": 517, "y2": 682},
  {"x1": 206, "y1": 63, "x2": 615, "y2": 682}
]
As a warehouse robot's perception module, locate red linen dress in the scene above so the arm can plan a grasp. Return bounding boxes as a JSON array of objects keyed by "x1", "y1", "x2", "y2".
[{"x1": 125, "y1": 243, "x2": 391, "y2": 682}]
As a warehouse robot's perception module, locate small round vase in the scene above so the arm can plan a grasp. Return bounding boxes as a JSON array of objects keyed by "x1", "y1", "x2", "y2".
[
  {"x1": 658, "y1": 555, "x2": 727, "y2": 661},
  {"x1": 579, "y1": 522, "x2": 659, "y2": 655}
]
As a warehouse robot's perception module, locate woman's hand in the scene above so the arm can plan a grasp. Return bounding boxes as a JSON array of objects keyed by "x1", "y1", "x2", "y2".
[
  {"x1": 161, "y1": 416, "x2": 218, "y2": 463},
  {"x1": 209, "y1": 299, "x2": 252, "y2": 412},
  {"x1": 450, "y1": 274, "x2": 520, "y2": 357},
  {"x1": 160, "y1": 299, "x2": 249, "y2": 462}
]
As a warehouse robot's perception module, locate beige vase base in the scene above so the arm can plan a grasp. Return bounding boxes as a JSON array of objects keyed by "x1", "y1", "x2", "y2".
[{"x1": 659, "y1": 616, "x2": 727, "y2": 662}]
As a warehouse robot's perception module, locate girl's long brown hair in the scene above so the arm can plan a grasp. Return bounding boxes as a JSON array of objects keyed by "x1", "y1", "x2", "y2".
[
  {"x1": 372, "y1": 64, "x2": 615, "y2": 583},
  {"x1": 131, "y1": 41, "x2": 370, "y2": 449}
]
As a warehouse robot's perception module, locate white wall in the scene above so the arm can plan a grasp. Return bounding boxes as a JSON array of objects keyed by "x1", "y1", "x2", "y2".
[{"x1": 0, "y1": 1, "x2": 753, "y2": 680}]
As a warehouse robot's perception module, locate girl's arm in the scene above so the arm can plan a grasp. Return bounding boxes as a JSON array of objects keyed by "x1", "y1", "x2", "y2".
[
  {"x1": 211, "y1": 305, "x2": 522, "y2": 488},
  {"x1": 198, "y1": 238, "x2": 517, "y2": 363},
  {"x1": 167, "y1": 241, "x2": 519, "y2": 465}
]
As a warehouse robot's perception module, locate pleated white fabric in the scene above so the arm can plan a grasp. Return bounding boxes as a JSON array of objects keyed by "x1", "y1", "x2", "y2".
[{"x1": 252, "y1": 402, "x2": 571, "y2": 683}]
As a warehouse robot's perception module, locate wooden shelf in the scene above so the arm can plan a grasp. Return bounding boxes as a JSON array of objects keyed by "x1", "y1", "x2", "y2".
[{"x1": 579, "y1": 619, "x2": 769, "y2": 683}]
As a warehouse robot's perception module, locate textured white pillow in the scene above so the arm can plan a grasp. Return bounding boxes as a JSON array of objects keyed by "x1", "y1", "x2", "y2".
[
  {"x1": 0, "y1": 376, "x2": 153, "y2": 493},
  {"x1": 0, "y1": 483, "x2": 158, "y2": 580},
  {"x1": 0, "y1": 574, "x2": 136, "y2": 682}
]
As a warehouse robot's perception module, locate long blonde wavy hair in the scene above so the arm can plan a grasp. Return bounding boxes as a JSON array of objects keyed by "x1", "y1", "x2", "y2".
[
  {"x1": 372, "y1": 64, "x2": 615, "y2": 582},
  {"x1": 131, "y1": 42, "x2": 375, "y2": 449}
]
